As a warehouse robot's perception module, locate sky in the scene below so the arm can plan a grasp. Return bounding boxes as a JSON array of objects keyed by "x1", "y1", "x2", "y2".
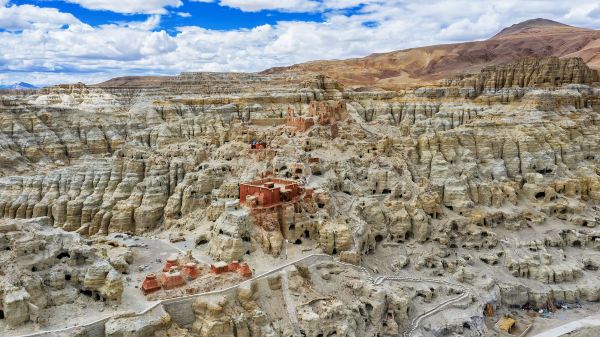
[{"x1": 0, "y1": 0, "x2": 599, "y2": 86}]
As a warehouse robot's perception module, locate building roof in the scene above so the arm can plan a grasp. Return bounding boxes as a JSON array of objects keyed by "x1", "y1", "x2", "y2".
[{"x1": 212, "y1": 261, "x2": 228, "y2": 268}]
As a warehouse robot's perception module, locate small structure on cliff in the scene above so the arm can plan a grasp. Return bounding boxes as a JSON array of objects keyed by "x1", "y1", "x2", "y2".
[
  {"x1": 239, "y1": 178, "x2": 305, "y2": 208},
  {"x1": 307, "y1": 100, "x2": 348, "y2": 125},
  {"x1": 286, "y1": 107, "x2": 314, "y2": 132}
]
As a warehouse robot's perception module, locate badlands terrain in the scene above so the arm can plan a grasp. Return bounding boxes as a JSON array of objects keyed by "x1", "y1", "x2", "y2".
[{"x1": 1, "y1": 19, "x2": 600, "y2": 337}]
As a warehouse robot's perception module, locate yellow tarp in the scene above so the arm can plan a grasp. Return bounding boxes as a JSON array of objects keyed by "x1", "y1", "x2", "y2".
[{"x1": 497, "y1": 317, "x2": 516, "y2": 332}]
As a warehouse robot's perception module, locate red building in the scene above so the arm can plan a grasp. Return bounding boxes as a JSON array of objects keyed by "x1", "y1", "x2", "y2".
[
  {"x1": 308, "y1": 100, "x2": 347, "y2": 125},
  {"x1": 141, "y1": 273, "x2": 161, "y2": 295},
  {"x1": 238, "y1": 262, "x2": 252, "y2": 278},
  {"x1": 162, "y1": 256, "x2": 179, "y2": 272},
  {"x1": 210, "y1": 261, "x2": 229, "y2": 275},
  {"x1": 286, "y1": 107, "x2": 314, "y2": 132},
  {"x1": 160, "y1": 268, "x2": 186, "y2": 290},
  {"x1": 182, "y1": 263, "x2": 200, "y2": 280},
  {"x1": 239, "y1": 178, "x2": 303, "y2": 208},
  {"x1": 250, "y1": 140, "x2": 267, "y2": 150}
]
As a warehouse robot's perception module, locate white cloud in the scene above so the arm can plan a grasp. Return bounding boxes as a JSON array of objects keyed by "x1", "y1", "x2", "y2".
[
  {"x1": 218, "y1": 0, "x2": 320, "y2": 12},
  {"x1": 176, "y1": 12, "x2": 192, "y2": 17},
  {"x1": 2, "y1": 0, "x2": 600, "y2": 85},
  {"x1": 63, "y1": 0, "x2": 183, "y2": 14},
  {"x1": 0, "y1": 4, "x2": 81, "y2": 30},
  {"x1": 217, "y1": 0, "x2": 377, "y2": 12}
]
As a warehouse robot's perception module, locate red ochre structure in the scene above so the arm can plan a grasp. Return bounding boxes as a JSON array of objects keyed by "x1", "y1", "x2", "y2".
[
  {"x1": 162, "y1": 256, "x2": 179, "y2": 272},
  {"x1": 141, "y1": 273, "x2": 161, "y2": 295},
  {"x1": 239, "y1": 178, "x2": 304, "y2": 208},
  {"x1": 210, "y1": 261, "x2": 253, "y2": 279},
  {"x1": 210, "y1": 261, "x2": 229, "y2": 275},
  {"x1": 307, "y1": 100, "x2": 348, "y2": 125},
  {"x1": 250, "y1": 140, "x2": 268, "y2": 150},
  {"x1": 238, "y1": 263, "x2": 253, "y2": 278},
  {"x1": 160, "y1": 267, "x2": 186, "y2": 290},
  {"x1": 286, "y1": 107, "x2": 314, "y2": 132},
  {"x1": 182, "y1": 262, "x2": 200, "y2": 280},
  {"x1": 142, "y1": 257, "x2": 248, "y2": 295}
]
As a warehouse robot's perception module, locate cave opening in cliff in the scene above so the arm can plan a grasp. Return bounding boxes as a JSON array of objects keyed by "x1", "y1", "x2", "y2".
[
  {"x1": 332, "y1": 248, "x2": 337, "y2": 254},
  {"x1": 65, "y1": 274, "x2": 71, "y2": 281},
  {"x1": 463, "y1": 322, "x2": 471, "y2": 330},
  {"x1": 573, "y1": 240, "x2": 581, "y2": 247},
  {"x1": 535, "y1": 192, "x2": 545, "y2": 199},
  {"x1": 294, "y1": 239, "x2": 302, "y2": 244},
  {"x1": 375, "y1": 234, "x2": 383, "y2": 242},
  {"x1": 304, "y1": 230, "x2": 310, "y2": 238},
  {"x1": 56, "y1": 251, "x2": 70, "y2": 259},
  {"x1": 0, "y1": 309, "x2": 4, "y2": 319},
  {"x1": 4, "y1": 247, "x2": 10, "y2": 251},
  {"x1": 80, "y1": 289, "x2": 93, "y2": 297}
]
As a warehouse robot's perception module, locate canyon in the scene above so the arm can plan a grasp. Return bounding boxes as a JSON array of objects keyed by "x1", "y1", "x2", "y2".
[{"x1": 0, "y1": 19, "x2": 599, "y2": 337}]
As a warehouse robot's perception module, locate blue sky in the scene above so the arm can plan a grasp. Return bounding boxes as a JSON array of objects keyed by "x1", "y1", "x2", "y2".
[
  {"x1": 0, "y1": 0, "x2": 599, "y2": 85},
  {"x1": 9, "y1": 0, "x2": 327, "y2": 31}
]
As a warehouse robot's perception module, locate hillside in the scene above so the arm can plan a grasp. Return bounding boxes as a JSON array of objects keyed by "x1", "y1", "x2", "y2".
[{"x1": 262, "y1": 18, "x2": 600, "y2": 89}]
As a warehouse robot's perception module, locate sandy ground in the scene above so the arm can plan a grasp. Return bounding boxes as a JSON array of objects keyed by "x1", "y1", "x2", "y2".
[{"x1": 529, "y1": 309, "x2": 600, "y2": 337}]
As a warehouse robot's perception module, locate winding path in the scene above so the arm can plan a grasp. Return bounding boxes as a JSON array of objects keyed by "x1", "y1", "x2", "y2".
[{"x1": 281, "y1": 271, "x2": 302, "y2": 336}]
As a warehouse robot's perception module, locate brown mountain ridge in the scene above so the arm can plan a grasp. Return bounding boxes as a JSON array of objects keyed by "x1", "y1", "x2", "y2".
[{"x1": 262, "y1": 18, "x2": 600, "y2": 89}]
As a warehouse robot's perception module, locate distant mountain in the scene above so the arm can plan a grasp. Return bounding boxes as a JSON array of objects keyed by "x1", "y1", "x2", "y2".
[
  {"x1": 262, "y1": 18, "x2": 600, "y2": 89},
  {"x1": 0, "y1": 82, "x2": 38, "y2": 90}
]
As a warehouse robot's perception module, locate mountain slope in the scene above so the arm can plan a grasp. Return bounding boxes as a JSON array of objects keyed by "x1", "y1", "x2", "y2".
[
  {"x1": 0, "y1": 82, "x2": 38, "y2": 90},
  {"x1": 262, "y1": 19, "x2": 600, "y2": 89}
]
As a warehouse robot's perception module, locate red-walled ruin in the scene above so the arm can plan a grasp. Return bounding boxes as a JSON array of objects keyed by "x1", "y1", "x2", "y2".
[
  {"x1": 286, "y1": 107, "x2": 314, "y2": 132},
  {"x1": 239, "y1": 178, "x2": 303, "y2": 208}
]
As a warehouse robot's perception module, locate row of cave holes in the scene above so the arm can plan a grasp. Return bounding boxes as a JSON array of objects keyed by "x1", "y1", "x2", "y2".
[
  {"x1": 79, "y1": 289, "x2": 106, "y2": 302},
  {"x1": 288, "y1": 225, "x2": 311, "y2": 245},
  {"x1": 30, "y1": 252, "x2": 71, "y2": 272}
]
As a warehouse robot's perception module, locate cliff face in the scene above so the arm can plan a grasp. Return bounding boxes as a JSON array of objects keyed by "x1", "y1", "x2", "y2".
[{"x1": 453, "y1": 57, "x2": 599, "y2": 93}]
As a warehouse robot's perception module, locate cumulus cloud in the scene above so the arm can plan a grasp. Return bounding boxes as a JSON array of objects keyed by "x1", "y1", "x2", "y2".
[
  {"x1": 1, "y1": 0, "x2": 600, "y2": 85},
  {"x1": 217, "y1": 0, "x2": 378, "y2": 12},
  {"x1": 63, "y1": 0, "x2": 183, "y2": 14},
  {"x1": 218, "y1": 0, "x2": 321, "y2": 12},
  {"x1": 0, "y1": 4, "x2": 81, "y2": 30}
]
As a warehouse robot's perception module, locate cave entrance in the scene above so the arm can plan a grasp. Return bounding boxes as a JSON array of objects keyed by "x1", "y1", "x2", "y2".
[
  {"x1": 535, "y1": 192, "x2": 545, "y2": 200},
  {"x1": 56, "y1": 251, "x2": 70, "y2": 259},
  {"x1": 294, "y1": 239, "x2": 302, "y2": 245},
  {"x1": 0, "y1": 309, "x2": 4, "y2": 319},
  {"x1": 79, "y1": 289, "x2": 93, "y2": 297}
]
